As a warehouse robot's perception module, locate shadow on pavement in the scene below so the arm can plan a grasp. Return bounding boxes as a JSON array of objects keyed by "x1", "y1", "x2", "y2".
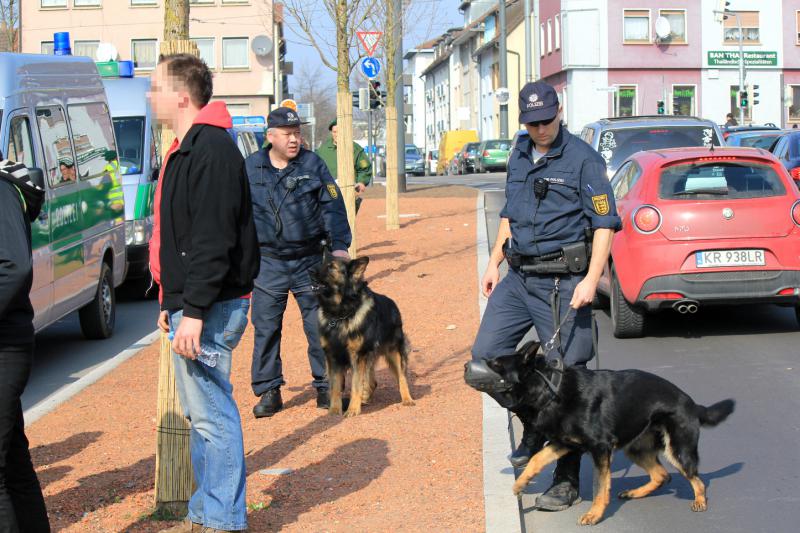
[
  {"x1": 367, "y1": 244, "x2": 474, "y2": 283},
  {"x1": 31, "y1": 431, "x2": 104, "y2": 490}
]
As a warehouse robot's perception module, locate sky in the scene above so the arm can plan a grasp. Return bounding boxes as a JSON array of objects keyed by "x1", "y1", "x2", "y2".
[{"x1": 285, "y1": 0, "x2": 465, "y2": 93}]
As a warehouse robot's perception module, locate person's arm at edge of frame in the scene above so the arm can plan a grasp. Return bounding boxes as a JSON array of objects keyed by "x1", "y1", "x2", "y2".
[
  {"x1": 481, "y1": 217, "x2": 511, "y2": 298},
  {"x1": 317, "y1": 157, "x2": 353, "y2": 260},
  {"x1": 0, "y1": 184, "x2": 33, "y2": 318}
]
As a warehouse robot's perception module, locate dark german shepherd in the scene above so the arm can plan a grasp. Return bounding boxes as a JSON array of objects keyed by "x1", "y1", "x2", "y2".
[
  {"x1": 481, "y1": 341, "x2": 734, "y2": 526},
  {"x1": 310, "y1": 253, "x2": 414, "y2": 417}
]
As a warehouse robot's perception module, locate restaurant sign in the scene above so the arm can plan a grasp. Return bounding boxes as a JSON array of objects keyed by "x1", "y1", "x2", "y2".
[{"x1": 707, "y1": 50, "x2": 778, "y2": 67}]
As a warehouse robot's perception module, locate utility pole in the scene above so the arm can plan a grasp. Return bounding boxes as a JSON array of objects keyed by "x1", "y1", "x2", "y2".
[
  {"x1": 524, "y1": 0, "x2": 532, "y2": 82},
  {"x1": 273, "y1": 3, "x2": 283, "y2": 106},
  {"x1": 498, "y1": 0, "x2": 509, "y2": 139},
  {"x1": 394, "y1": 0, "x2": 406, "y2": 193},
  {"x1": 735, "y1": 12, "x2": 745, "y2": 124},
  {"x1": 533, "y1": 0, "x2": 541, "y2": 81}
]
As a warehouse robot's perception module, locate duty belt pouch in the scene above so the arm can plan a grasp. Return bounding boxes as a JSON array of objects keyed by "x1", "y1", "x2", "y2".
[{"x1": 562, "y1": 242, "x2": 589, "y2": 273}]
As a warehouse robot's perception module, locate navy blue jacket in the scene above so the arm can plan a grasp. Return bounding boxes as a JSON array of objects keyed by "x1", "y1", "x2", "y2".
[
  {"x1": 501, "y1": 126, "x2": 622, "y2": 256},
  {"x1": 246, "y1": 146, "x2": 351, "y2": 253}
]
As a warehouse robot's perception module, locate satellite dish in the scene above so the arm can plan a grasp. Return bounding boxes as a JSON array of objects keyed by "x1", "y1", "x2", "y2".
[
  {"x1": 654, "y1": 16, "x2": 672, "y2": 41},
  {"x1": 251, "y1": 35, "x2": 273, "y2": 57},
  {"x1": 96, "y1": 42, "x2": 118, "y2": 62}
]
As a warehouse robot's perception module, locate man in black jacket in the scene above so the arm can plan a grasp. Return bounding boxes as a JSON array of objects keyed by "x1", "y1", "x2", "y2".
[
  {"x1": 148, "y1": 54, "x2": 259, "y2": 533},
  {"x1": 0, "y1": 159, "x2": 50, "y2": 533}
]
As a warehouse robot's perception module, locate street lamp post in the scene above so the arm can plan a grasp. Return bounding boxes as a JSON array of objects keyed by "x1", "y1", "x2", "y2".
[
  {"x1": 498, "y1": 0, "x2": 509, "y2": 139},
  {"x1": 715, "y1": 8, "x2": 745, "y2": 124}
]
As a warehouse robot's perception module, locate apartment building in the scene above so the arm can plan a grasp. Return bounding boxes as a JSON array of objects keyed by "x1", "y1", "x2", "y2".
[
  {"x1": 541, "y1": 0, "x2": 800, "y2": 129},
  {"x1": 21, "y1": 0, "x2": 280, "y2": 116}
]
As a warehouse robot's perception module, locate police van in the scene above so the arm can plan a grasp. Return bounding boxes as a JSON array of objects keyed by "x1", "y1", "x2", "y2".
[
  {"x1": 101, "y1": 71, "x2": 159, "y2": 296},
  {"x1": 1, "y1": 52, "x2": 126, "y2": 339}
]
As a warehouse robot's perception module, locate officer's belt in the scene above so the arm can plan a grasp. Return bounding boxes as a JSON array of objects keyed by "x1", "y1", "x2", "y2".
[
  {"x1": 261, "y1": 237, "x2": 325, "y2": 261},
  {"x1": 503, "y1": 240, "x2": 590, "y2": 275}
]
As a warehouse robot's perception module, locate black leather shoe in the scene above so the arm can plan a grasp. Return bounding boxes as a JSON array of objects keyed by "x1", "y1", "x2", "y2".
[
  {"x1": 316, "y1": 388, "x2": 330, "y2": 409},
  {"x1": 253, "y1": 389, "x2": 283, "y2": 418},
  {"x1": 535, "y1": 480, "x2": 581, "y2": 511},
  {"x1": 509, "y1": 426, "x2": 545, "y2": 468}
]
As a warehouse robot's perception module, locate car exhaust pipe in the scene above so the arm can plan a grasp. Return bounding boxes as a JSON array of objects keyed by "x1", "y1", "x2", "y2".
[
  {"x1": 673, "y1": 300, "x2": 699, "y2": 314},
  {"x1": 686, "y1": 303, "x2": 698, "y2": 314},
  {"x1": 676, "y1": 304, "x2": 688, "y2": 314}
]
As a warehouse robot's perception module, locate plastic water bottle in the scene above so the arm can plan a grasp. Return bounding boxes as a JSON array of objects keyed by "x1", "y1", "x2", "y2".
[{"x1": 168, "y1": 332, "x2": 219, "y2": 368}]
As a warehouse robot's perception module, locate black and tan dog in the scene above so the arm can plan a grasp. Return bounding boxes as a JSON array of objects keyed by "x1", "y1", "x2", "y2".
[
  {"x1": 310, "y1": 253, "x2": 414, "y2": 417},
  {"x1": 475, "y1": 341, "x2": 734, "y2": 526}
]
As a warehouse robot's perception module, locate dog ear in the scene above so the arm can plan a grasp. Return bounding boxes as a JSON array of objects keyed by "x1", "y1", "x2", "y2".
[
  {"x1": 349, "y1": 256, "x2": 370, "y2": 281},
  {"x1": 519, "y1": 341, "x2": 541, "y2": 365}
]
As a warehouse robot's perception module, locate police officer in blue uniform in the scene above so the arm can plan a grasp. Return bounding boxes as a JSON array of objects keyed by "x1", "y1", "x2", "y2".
[
  {"x1": 472, "y1": 82, "x2": 621, "y2": 511},
  {"x1": 247, "y1": 107, "x2": 352, "y2": 418}
]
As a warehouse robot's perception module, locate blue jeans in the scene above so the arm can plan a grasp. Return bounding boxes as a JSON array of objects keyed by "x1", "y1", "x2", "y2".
[{"x1": 169, "y1": 298, "x2": 250, "y2": 531}]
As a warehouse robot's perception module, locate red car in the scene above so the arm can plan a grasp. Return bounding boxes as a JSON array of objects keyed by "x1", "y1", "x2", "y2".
[{"x1": 596, "y1": 147, "x2": 800, "y2": 338}]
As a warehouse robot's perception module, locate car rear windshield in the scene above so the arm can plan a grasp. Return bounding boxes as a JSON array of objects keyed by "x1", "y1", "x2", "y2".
[
  {"x1": 736, "y1": 133, "x2": 782, "y2": 149},
  {"x1": 599, "y1": 126, "x2": 720, "y2": 170},
  {"x1": 405, "y1": 146, "x2": 421, "y2": 156},
  {"x1": 485, "y1": 140, "x2": 511, "y2": 150},
  {"x1": 465, "y1": 143, "x2": 480, "y2": 154},
  {"x1": 659, "y1": 161, "x2": 786, "y2": 200}
]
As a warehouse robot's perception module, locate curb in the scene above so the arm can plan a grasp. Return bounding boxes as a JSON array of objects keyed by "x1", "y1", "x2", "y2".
[
  {"x1": 477, "y1": 191, "x2": 523, "y2": 533},
  {"x1": 24, "y1": 329, "x2": 161, "y2": 426}
]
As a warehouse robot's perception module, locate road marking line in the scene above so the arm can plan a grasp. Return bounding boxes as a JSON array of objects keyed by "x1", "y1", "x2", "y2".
[{"x1": 23, "y1": 329, "x2": 161, "y2": 426}]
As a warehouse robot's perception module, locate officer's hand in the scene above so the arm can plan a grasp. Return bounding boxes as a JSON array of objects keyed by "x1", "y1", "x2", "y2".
[
  {"x1": 157, "y1": 311, "x2": 170, "y2": 333},
  {"x1": 172, "y1": 317, "x2": 203, "y2": 359},
  {"x1": 570, "y1": 278, "x2": 598, "y2": 309},
  {"x1": 481, "y1": 263, "x2": 500, "y2": 298},
  {"x1": 331, "y1": 249, "x2": 351, "y2": 260},
  {"x1": 355, "y1": 183, "x2": 366, "y2": 193}
]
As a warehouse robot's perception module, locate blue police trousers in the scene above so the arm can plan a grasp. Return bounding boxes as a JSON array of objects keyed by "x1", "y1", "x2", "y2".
[{"x1": 251, "y1": 254, "x2": 328, "y2": 396}]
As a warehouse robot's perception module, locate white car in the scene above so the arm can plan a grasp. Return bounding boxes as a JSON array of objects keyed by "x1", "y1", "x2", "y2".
[{"x1": 426, "y1": 150, "x2": 438, "y2": 176}]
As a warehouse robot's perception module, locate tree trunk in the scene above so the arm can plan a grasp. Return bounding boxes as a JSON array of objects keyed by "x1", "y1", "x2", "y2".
[
  {"x1": 383, "y1": 0, "x2": 400, "y2": 230},
  {"x1": 163, "y1": 0, "x2": 190, "y2": 41},
  {"x1": 336, "y1": 0, "x2": 357, "y2": 256}
]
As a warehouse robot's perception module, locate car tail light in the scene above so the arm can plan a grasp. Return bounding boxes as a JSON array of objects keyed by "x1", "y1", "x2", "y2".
[
  {"x1": 645, "y1": 292, "x2": 685, "y2": 300},
  {"x1": 792, "y1": 200, "x2": 800, "y2": 226},
  {"x1": 777, "y1": 288, "x2": 799, "y2": 296},
  {"x1": 632, "y1": 205, "x2": 662, "y2": 234},
  {"x1": 791, "y1": 167, "x2": 800, "y2": 180},
  {"x1": 483, "y1": 150, "x2": 490, "y2": 157}
]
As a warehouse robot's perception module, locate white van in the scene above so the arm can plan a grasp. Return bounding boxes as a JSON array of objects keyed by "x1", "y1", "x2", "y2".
[{"x1": 1, "y1": 52, "x2": 126, "y2": 338}]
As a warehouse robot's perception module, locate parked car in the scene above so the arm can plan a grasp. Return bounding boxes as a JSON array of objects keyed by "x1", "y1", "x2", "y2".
[
  {"x1": 768, "y1": 131, "x2": 800, "y2": 183},
  {"x1": 580, "y1": 116, "x2": 724, "y2": 178},
  {"x1": 721, "y1": 124, "x2": 779, "y2": 142},
  {"x1": 596, "y1": 147, "x2": 800, "y2": 338},
  {"x1": 404, "y1": 144, "x2": 425, "y2": 176},
  {"x1": 425, "y1": 149, "x2": 438, "y2": 175},
  {"x1": 457, "y1": 142, "x2": 481, "y2": 174},
  {"x1": 437, "y1": 129, "x2": 479, "y2": 175},
  {"x1": 476, "y1": 139, "x2": 512, "y2": 173},
  {"x1": 724, "y1": 129, "x2": 785, "y2": 150}
]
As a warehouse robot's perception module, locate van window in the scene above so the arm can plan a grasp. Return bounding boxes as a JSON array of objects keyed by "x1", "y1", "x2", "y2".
[
  {"x1": 7, "y1": 116, "x2": 36, "y2": 168},
  {"x1": 67, "y1": 103, "x2": 118, "y2": 180},
  {"x1": 150, "y1": 125, "x2": 161, "y2": 176},
  {"x1": 112, "y1": 116, "x2": 145, "y2": 175},
  {"x1": 36, "y1": 106, "x2": 75, "y2": 187}
]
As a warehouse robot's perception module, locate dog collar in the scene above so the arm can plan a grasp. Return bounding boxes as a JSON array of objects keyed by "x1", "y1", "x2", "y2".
[{"x1": 325, "y1": 313, "x2": 353, "y2": 330}]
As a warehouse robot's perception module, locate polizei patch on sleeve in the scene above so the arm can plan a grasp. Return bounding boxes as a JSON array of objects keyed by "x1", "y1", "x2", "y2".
[
  {"x1": 592, "y1": 194, "x2": 610, "y2": 215},
  {"x1": 327, "y1": 183, "x2": 339, "y2": 199}
]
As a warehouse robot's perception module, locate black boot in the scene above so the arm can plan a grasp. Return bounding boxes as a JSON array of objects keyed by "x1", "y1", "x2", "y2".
[
  {"x1": 510, "y1": 421, "x2": 545, "y2": 468},
  {"x1": 253, "y1": 388, "x2": 283, "y2": 418},
  {"x1": 535, "y1": 451, "x2": 582, "y2": 511},
  {"x1": 316, "y1": 388, "x2": 330, "y2": 409}
]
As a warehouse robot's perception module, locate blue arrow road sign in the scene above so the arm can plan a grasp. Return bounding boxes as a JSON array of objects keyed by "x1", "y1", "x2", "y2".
[{"x1": 360, "y1": 57, "x2": 381, "y2": 79}]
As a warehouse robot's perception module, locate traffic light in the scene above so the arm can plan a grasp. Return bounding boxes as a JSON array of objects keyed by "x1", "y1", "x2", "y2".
[
  {"x1": 717, "y1": 0, "x2": 731, "y2": 20},
  {"x1": 656, "y1": 100, "x2": 665, "y2": 115},
  {"x1": 748, "y1": 84, "x2": 760, "y2": 107},
  {"x1": 369, "y1": 80, "x2": 382, "y2": 109},
  {"x1": 739, "y1": 90, "x2": 748, "y2": 109}
]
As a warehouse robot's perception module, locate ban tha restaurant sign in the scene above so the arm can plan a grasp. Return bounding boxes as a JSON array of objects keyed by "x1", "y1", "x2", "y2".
[{"x1": 708, "y1": 50, "x2": 777, "y2": 67}]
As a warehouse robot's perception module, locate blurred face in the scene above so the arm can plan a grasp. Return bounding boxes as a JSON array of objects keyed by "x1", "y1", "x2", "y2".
[
  {"x1": 268, "y1": 126, "x2": 302, "y2": 159},
  {"x1": 147, "y1": 62, "x2": 192, "y2": 126},
  {"x1": 331, "y1": 124, "x2": 338, "y2": 145},
  {"x1": 524, "y1": 107, "x2": 562, "y2": 150}
]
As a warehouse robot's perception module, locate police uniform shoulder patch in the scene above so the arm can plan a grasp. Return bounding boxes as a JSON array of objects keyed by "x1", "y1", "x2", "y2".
[
  {"x1": 592, "y1": 194, "x2": 610, "y2": 215},
  {"x1": 327, "y1": 183, "x2": 339, "y2": 199}
]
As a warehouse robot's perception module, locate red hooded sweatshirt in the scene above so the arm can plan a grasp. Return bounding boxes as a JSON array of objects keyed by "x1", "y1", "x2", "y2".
[{"x1": 149, "y1": 101, "x2": 233, "y2": 303}]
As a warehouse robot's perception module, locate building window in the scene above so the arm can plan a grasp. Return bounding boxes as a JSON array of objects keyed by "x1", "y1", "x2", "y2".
[
  {"x1": 41, "y1": 0, "x2": 67, "y2": 7},
  {"x1": 222, "y1": 37, "x2": 249, "y2": 69},
  {"x1": 41, "y1": 41, "x2": 54, "y2": 55},
  {"x1": 659, "y1": 9, "x2": 687, "y2": 44},
  {"x1": 724, "y1": 11, "x2": 759, "y2": 44},
  {"x1": 796, "y1": 11, "x2": 800, "y2": 44},
  {"x1": 131, "y1": 0, "x2": 158, "y2": 5},
  {"x1": 540, "y1": 23, "x2": 545, "y2": 56},
  {"x1": 190, "y1": 0, "x2": 215, "y2": 4},
  {"x1": 672, "y1": 85, "x2": 695, "y2": 116},
  {"x1": 74, "y1": 40, "x2": 100, "y2": 60},
  {"x1": 132, "y1": 39, "x2": 158, "y2": 70},
  {"x1": 74, "y1": 0, "x2": 101, "y2": 6},
  {"x1": 191, "y1": 38, "x2": 216, "y2": 68},
  {"x1": 547, "y1": 20, "x2": 553, "y2": 54},
  {"x1": 555, "y1": 15, "x2": 561, "y2": 50},
  {"x1": 789, "y1": 86, "x2": 800, "y2": 122},
  {"x1": 614, "y1": 86, "x2": 637, "y2": 117},
  {"x1": 730, "y1": 85, "x2": 751, "y2": 122},
  {"x1": 226, "y1": 103, "x2": 250, "y2": 116},
  {"x1": 221, "y1": 0, "x2": 249, "y2": 4},
  {"x1": 623, "y1": 9, "x2": 651, "y2": 43}
]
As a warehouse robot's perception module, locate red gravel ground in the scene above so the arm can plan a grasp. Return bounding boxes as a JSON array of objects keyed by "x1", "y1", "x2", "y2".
[{"x1": 26, "y1": 186, "x2": 484, "y2": 532}]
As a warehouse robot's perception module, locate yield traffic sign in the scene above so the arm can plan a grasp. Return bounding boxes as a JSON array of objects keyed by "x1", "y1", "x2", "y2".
[{"x1": 357, "y1": 31, "x2": 383, "y2": 57}]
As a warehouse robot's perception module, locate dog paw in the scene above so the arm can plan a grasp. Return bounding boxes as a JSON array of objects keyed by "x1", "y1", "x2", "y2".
[
  {"x1": 343, "y1": 408, "x2": 361, "y2": 418},
  {"x1": 617, "y1": 490, "x2": 633, "y2": 500},
  {"x1": 402, "y1": 399, "x2": 416, "y2": 406},
  {"x1": 578, "y1": 511, "x2": 601, "y2": 525},
  {"x1": 690, "y1": 501, "x2": 707, "y2": 512},
  {"x1": 328, "y1": 406, "x2": 343, "y2": 416}
]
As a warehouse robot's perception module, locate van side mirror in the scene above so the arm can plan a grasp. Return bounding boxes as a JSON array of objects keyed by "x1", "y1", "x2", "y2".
[{"x1": 28, "y1": 168, "x2": 45, "y2": 190}]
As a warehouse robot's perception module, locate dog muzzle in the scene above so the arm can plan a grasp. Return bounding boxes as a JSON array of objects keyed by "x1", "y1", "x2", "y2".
[{"x1": 464, "y1": 360, "x2": 513, "y2": 394}]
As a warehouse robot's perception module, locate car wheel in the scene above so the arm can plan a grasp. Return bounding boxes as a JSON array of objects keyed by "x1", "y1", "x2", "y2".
[
  {"x1": 79, "y1": 262, "x2": 116, "y2": 340},
  {"x1": 610, "y1": 268, "x2": 645, "y2": 338}
]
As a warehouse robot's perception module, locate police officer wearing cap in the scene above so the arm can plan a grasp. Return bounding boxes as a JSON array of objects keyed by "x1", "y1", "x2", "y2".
[
  {"x1": 315, "y1": 118, "x2": 372, "y2": 213},
  {"x1": 471, "y1": 81, "x2": 621, "y2": 511},
  {"x1": 246, "y1": 107, "x2": 352, "y2": 418}
]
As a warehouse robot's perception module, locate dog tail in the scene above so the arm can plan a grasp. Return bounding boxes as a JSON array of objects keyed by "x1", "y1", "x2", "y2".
[{"x1": 696, "y1": 399, "x2": 735, "y2": 427}]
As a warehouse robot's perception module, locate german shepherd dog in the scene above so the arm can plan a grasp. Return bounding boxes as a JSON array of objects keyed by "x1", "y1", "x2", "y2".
[
  {"x1": 477, "y1": 341, "x2": 734, "y2": 526},
  {"x1": 310, "y1": 253, "x2": 415, "y2": 417}
]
